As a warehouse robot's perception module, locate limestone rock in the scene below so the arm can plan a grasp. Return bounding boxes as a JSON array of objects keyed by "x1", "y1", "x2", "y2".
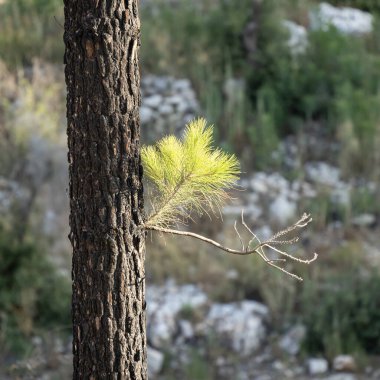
[
  {"x1": 325, "y1": 374, "x2": 358, "y2": 380},
  {"x1": 269, "y1": 195, "x2": 297, "y2": 226},
  {"x1": 333, "y1": 355, "x2": 357, "y2": 372},
  {"x1": 144, "y1": 94, "x2": 163, "y2": 109},
  {"x1": 147, "y1": 281, "x2": 208, "y2": 347},
  {"x1": 279, "y1": 324, "x2": 306, "y2": 356},
  {"x1": 282, "y1": 20, "x2": 308, "y2": 54},
  {"x1": 310, "y1": 2, "x2": 373, "y2": 35},
  {"x1": 148, "y1": 346, "x2": 164, "y2": 377},
  {"x1": 307, "y1": 357, "x2": 329, "y2": 375},
  {"x1": 352, "y1": 214, "x2": 376, "y2": 227},
  {"x1": 305, "y1": 162, "x2": 341, "y2": 187},
  {"x1": 205, "y1": 301, "x2": 268, "y2": 356}
]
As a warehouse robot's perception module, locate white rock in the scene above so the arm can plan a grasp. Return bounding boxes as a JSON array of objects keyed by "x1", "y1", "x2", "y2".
[
  {"x1": 158, "y1": 103, "x2": 173, "y2": 116},
  {"x1": 166, "y1": 95, "x2": 184, "y2": 106},
  {"x1": 147, "y1": 281, "x2": 208, "y2": 347},
  {"x1": 352, "y1": 213, "x2": 376, "y2": 227},
  {"x1": 305, "y1": 162, "x2": 341, "y2": 187},
  {"x1": 269, "y1": 195, "x2": 297, "y2": 225},
  {"x1": 310, "y1": 2, "x2": 373, "y2": 35},
  {"x1": 333, "y1": 355, "x2": 357, "y2": 372},
  {"x1": 206, "y1": 301, "x2": 268, "y2": 356},
  {"x1": 152, "y1": 76, "x2": 171, "y2": 92},
  {"x1": 266, "y1": 172, "x2": 290, "y2": 193},
  {"x1": 178, "y1": 320, "x2": 194, "y2": 340},
  {"x1": 307, "y1": 357, "x2": 329, "y2": 375},
  {"x1": 331, "y1": 183, "x2": 351, "y2": 206},
  {"x1": 172, "y1": 79, "x2": 191, "y2": 92},
  {"x1": 143, "y1": 94, "x2": 163, "y2": 109},
  {"x1": 250, "y1": 172, "x2": 269, "y2": 193},
  {"x1": 273, "y1": 360, "x2": 286, "y2": 371},
  {"x1": 140, "y1": 106, "x2": 153, "y2": 124},
  {"x1": 148, "y1": 346, "x2": 164, "y2": 377},
  {"x1": 140, "y1": 75, "x2": 199, "y2": 142},
  {"x1": 292, "y1": 180, "x2": 317, "y2": 198},
  {"x1": 283, "y1": 20, "x2": 308, "y2": 54},
  {"x1": 325, "y1": 375, "x2": 358, "y2": 380},
  {"x1": 279, "y1": 324, "x2": 306, "y2": 356},
  {"x1": 173, "y1": 99, "x2": 188, "y2": 114}
]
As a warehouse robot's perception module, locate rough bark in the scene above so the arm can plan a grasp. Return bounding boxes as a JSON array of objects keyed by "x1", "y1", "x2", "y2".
[{"x1": 64, "y1": 1, "x2": 146, "y2": 378}]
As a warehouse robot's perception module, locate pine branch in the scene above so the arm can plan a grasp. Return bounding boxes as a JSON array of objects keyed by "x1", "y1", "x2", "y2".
[
  {"x1": 145, "y1": 212, "x2": 318, "y2": 282},
  {"x1": 142, "y1": 118, "x2": 240, "y2": 228},
  {"x1": 142, "y1": 119, "x2": 318, "y2": 281}
]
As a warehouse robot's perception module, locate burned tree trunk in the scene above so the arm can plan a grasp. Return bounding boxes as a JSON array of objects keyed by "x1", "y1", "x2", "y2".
[{"x1": 64, "y1": 1, "x2": 146, "y2": 378}]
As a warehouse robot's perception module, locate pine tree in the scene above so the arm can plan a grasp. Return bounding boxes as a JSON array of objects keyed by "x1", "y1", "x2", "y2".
[{"x1": 64, "y1": 1, "x2": 147, "y2": 378}]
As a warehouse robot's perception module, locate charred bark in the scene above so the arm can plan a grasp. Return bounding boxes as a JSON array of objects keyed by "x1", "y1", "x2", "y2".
[{"x1": 64, "y1": 1, "x2": 146, "y2": 378}]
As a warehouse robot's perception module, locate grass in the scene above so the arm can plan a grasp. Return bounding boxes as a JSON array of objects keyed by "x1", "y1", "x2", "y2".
[
  {"x1": 0, "y1": 1, "x2": 64, "y2": 66},
  {"x1": 1, "y1": 0, "x2": 380, "y2": 365}
]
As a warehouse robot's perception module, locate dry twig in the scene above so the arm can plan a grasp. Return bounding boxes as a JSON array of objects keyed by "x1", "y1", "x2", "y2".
[{"x1": 145, "y1": 212, "x2": 317, "y2": 281}]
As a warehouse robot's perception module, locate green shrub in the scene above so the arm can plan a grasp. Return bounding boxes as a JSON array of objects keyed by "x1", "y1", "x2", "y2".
[
  {"x1": 246, "y1": 13, "x2": 380, "y2": 172},
  {"x1": 184, "y1": 350, "x2": 212, "y2": 380},
  {"x1": 0, "y1": 227, "x2": 70, "y2": 355},
  {"x1": 0, "y1": 1, "x2": 63, "y2": 66},
  {"x1": 351, "y1": 186, "x2": 379, "y2": 215},
  {"x1": 141, "y1": 0, "x2": 380, "y2": 174},
  {"x1": 141, "y1": 0, "x2": 253, "y2": 148},
  {"x1": 141, "y1": 0, "x2": 249, "y2": 80},
  {"x1": 247, "y1": 87, "x2": 281, "y2": 169},
  {"x1": 329, "y1": 0, "x2": 380, "y2": 13},
  {"x1": 302, "y1": 272, "x2": 380, "y2": 358}
]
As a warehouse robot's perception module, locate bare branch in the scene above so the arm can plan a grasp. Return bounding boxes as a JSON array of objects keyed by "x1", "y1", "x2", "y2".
[
  {"x1": 146, "y1": 212, "x2": 318, "y2": 281},
  {"x1": 234, "y1": 220, "x2": 245, "y2": 251},
  {"x1": 263, "y1": 243, "x2": 318, "y2": 264},
  {"x1": 146, "y1": 225, "x2": 252, "y2": 256},
  {"x1": 269, "y1": 213, "x2": 312, "y2": 241},
  {"x1": 266, "y1": 260, "x2": 304, "y2": 282},
  {"x1": 267, "y1": 237, "x2": 300, "y2": 245},
  {"x1": 241, "y1": 210, "x2": 261, "y2": 249}
]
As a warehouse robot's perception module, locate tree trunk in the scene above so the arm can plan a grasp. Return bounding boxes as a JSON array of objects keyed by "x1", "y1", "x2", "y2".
[{"x1": 63, "y1": 1, "x2": 146, "y2": 378}]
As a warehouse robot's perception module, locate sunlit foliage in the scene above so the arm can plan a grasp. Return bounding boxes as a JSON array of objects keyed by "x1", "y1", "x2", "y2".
[{"x1": 142, "y1": 118, "x2": 240, "y2": 228}]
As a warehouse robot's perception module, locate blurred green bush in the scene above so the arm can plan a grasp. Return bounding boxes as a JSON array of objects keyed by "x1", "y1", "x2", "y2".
[
  {"x1": 1, "y1": 0, "x2": 380, "y2": 362},
  {"x1": 0, "y1": 0, "x2": 63, "y2": 66},
  {"x1": 330, "y1": 0, "x2": 380, "y2": 13},
  {"x1": 0, "y1": 227, "x2": 70, "y2": 355},
  {"x1": 141, "y1": 0, "x2": 380, "y2": 176},
  {"x1": 1, "y1": 0, "x2": 380, "y2": 175},
  {"x1": 302, "y1": 272, "x2": 380, "y2": 358}
]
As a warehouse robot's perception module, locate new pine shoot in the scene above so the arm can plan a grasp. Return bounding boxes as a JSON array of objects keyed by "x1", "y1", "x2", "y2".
[{"x1": 141, "y1": 118, "x2": 240, "y2": 228}]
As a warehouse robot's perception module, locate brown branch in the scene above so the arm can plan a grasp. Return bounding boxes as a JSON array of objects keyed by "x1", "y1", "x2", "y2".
[
  {"x1": 146, "y1": 225, "x2": 253, "y2": 256},
  {"x1": 145, "y1": 212, "x2": 318, "y2": 281}
]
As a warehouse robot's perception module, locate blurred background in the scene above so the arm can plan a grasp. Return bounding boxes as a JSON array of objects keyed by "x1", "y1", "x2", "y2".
[{"x1": 1, "y1": 0, "x2": 380, "y2": 379}]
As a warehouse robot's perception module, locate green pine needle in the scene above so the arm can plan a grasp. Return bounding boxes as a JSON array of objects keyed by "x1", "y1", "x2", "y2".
[{"x1": 142, "y1": 118, "x2": 240, "y2": 228}]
